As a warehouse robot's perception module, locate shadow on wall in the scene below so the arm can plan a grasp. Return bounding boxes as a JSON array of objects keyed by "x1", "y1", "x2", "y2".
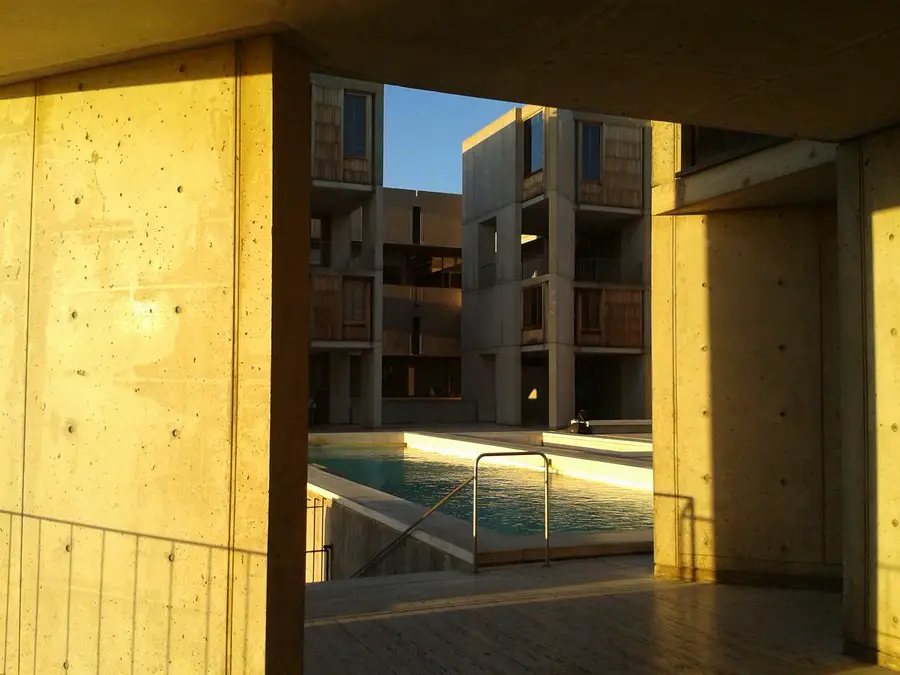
[{"x1": 656, "y1": 205, "x2": 843, "y2": 588}]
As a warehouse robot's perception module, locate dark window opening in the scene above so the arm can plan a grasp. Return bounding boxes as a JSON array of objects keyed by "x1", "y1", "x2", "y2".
[
  {"x1": 522, "y1": 285, "x2": 544, "y2": 331},
  {"x1": 411, "y1": 316, "x2": 421, "y2": 355},
  {"x1": 412, "y1": 206, "x2": 422, "y2": 244},
  {"x1": 581, "y1": 123, "x2": 603, "y2": 182},
  {"x1": 310, "y1": 216, "x2": 332, "y2": 267},
  {"x1": 680, "y1": 125, "x2": 785, "y2": 174},
  {"x1": 343, "y1": 92, "x2": 368, "y2": 159},
  {"x1": 383, "y1": 265, "x2": 403, "y2": 285},
  {"x1": 524, "y1": 112, "x2": 543, "y2": 175}
]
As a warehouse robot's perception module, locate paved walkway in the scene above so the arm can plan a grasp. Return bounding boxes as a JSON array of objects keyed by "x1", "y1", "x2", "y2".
[{"x1": 305, "y1": 555, "x2": 886, "y2": 674}]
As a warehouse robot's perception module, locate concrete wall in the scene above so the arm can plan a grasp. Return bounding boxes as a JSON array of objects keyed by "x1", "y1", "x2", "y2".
[
  {"x1": 383, "y1": 187, "x2": 461, "y2": 248},
  {"x1": 652, "y1": 122, "x2": 841, "y2": 586},
  {"x1": 0, "y1": 38, "x2": 309, "y2": 674},
  {"x1": 381, "y1": 399, "x2": 477, "y2": 426},
  {"x1": 325, "y1": 501, "x2": 469, "y2": 579},
  {"x1": 838, "y1": 127, "x2": 900, "y2": 668},
  {"x1": 462, "y1": 111, "x2": 523, "y2": 425}
]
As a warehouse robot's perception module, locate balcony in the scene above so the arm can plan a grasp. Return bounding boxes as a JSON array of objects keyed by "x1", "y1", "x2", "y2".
[
  {"x1": 575, "y1": 287, "x2": 643, "y2": 349},
  {"x1": 522, "y1": 170, "x2": 544, "y2": 202},
  {"x1": 575, "y1": 258, "x2": 642, "y2": 285},
  {"x1": 310, "y1": 274, "x2": 372, "y2": 343},
  {"x1": 382, "y1": 286, "x2": 462, "y2": 357}
]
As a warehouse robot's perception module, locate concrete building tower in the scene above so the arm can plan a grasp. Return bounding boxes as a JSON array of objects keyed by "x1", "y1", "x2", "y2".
[
  {"x1": 308, "y1": 74, "x2": 384, "y2": 427},
  {"x1": 461, "y1": 106, "x2": 651, "y2": 428}
]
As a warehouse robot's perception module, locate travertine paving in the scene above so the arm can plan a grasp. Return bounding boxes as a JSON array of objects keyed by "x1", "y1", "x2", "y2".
[{"x1": 306, "y1": 555, "x2": 887, "y2": 674}]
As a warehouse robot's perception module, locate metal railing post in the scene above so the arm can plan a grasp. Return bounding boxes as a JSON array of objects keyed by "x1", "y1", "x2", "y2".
[{"x1": 472, "y1": 451, "x2": 551, "y2": 574}]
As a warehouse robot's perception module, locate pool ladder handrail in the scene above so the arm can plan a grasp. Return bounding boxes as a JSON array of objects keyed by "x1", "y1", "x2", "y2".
[
  {"x1": 472, "y1": 451, "x2": 551, "y2": 573},
  {"x1": 348, "y1": 450, "x2": 552, "y2": 579},
  {"x1": 349, "y1": 475, "x2": 474, "y2": 579}
]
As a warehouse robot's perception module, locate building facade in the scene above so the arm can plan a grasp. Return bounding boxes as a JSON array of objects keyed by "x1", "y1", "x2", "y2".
[
  {"x1": 462, "y1": 106, "x2": 651, "y2": 428},
  {"x1": 381, "y1": 188, "x2": 471, "y2": 424},
  {"x1": 308, "y1": 74, "x2": 384, "y2": 427},
  {"x1": 306, "y1": 81, "x2": 466, "y2": 427}
]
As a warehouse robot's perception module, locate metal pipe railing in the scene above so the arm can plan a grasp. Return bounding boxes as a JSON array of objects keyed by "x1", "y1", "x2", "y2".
[
  {"x1": 349, "y1": 475, "x2": 474, "y2": 579},
  {"x1": 472, "y1": 451, "x2": 551, "y2": 573}
]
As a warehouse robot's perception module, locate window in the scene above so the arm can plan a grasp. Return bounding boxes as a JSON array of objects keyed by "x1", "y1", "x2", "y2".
[
  {"x1": 581, "y1": 123, "x2": 603, "y2": 182},
  {"x1": 310, "y1": 217, "x2": 331, "y2": 267},
  {"x1": 478, "y1": 218, "x2": 497, "y2": 289},
  {"x1": 343, "y1": 279, "x2": 368, "y2": 325},
  {"x1": 343, "y1": 92, "x2": 369, "y2": 159},
  {"x1": 412, "y1": 206, "x2": 422, "y2": 244},
  {"x1": 524, "y1": 112, "x2": 543, "y2": 175},
  {"x1": 522, "y1": 285, "x2": 544, "y2": 331},
  {"x1": 411, "y1": 317, "x2": 421, "y2": 355}
]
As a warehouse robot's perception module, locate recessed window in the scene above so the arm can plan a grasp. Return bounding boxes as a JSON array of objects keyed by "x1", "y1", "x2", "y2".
[
  {"x1": 581, "y1": 123, "x2": 603, "y2": 182},
  {"x1": 411, "y1": 316, "x2": 422, "y2": 355},
  {"x1": 522, "y1": 285, "x2": 544, "y2": 331},
  {"x1": 524, "y1": 112, "x2": 544, "y2": 175},
  {"x1": 412, "y1": 206, "x2": 422, "y2": 244},
  {"x1": 343, "y1": 92, "x2": 369, "y2": 159}
]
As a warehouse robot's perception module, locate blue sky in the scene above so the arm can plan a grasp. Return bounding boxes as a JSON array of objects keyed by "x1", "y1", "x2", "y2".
[{"x1": 383, "y1": 86, "x2": 518, "y2": 195}]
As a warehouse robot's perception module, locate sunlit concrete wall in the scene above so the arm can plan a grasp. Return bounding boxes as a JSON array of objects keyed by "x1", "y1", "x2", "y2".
[
  {"x1": 651, "y1": 122, "x2": 842, "y2": 585},
  {"x1": 0, "y1": 37, "x2": 308, "y2": 674},
  {"x1": 838, "y1": 128, "x2": 900, "y2": 669}
]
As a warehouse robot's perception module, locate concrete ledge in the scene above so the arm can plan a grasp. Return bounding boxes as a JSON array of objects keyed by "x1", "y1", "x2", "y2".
[
  {"x1": 844, "y1": 640, "x2": 900, "y2": 672},
  {"x1": 654, "y1": 562, "x2": 841, "y2": 590},
  {"x1": 404, "y1": 431, "x2": 653, "y2": 490},
  {"x1": 543, "y1": 431, "x2": 652, "y2": 454},
  {"x1": 309, "y1": 431, "x2": 405, "y2": 446}
]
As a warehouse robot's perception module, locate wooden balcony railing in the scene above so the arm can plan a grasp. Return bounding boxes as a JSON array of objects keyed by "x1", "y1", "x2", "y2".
[{"x1": 575, "y1": 287, "x2": 643, "y2": 348}]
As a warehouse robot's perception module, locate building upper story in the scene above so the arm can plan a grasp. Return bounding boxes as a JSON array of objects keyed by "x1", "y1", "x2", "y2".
[
  {"x1": 308, "y1": 74, "x2": 384, "y2": 347},
  {"x1": 461, "y1": 106, "x2": 650, "y2": 355},
  {"x1": 382, "y1": 188, "x2": 462, "y2": 361}
]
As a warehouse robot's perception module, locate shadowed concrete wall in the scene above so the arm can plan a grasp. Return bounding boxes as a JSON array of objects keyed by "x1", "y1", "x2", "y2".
[
  {"x1": 0, "y1": 37, "x2": 308, "y2": 674},
  {"x1": 652, "y1": 123, "x2": 842, "y2": 586}
]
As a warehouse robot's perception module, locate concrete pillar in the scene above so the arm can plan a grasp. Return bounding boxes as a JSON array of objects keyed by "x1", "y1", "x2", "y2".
[
  {"x1": 329, "y1": 352, "x2": 351, "y2": 424},
  {"x1": 838, "y1": 129, "x2": 900, "y2": 670},
  {"x1": 360, "y1": 346, "x2": 382, "y2": 427},
  {"x1": 548, "y1": 343, "x2": 575, "y2": 428},
  {"x1": 0, "y1": 37, "x2": 309, "y2": 674},
  {"x1": 546, "y1": 192, "x2": 576, "y2": 428},
  {"x1": 495, "y1": 346, "x2": 522, "y2": 426},
  {"x1": 330, "y1": 211, "x2": 352, "y2": 269}
]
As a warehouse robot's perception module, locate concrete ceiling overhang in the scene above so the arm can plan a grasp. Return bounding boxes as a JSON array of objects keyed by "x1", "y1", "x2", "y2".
[{"x1": 3, "y1": 0, "x2": 900, "y2": 141}]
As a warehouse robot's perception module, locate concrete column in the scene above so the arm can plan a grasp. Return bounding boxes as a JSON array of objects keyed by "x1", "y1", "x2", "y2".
[
  {"x1": 495, "y1": 346, "x2": 522, "y2": 426},
  {"x1": 0, "y1": 37, "x2": 309, "y2": 674},
  {"x1": 838, "y1": 129, "x2": 900, "y2": 670},
  {"x1": 330, "y1": 211, "x2": 351, "y2": 269},
  {"x1": 546, "y1": 192, "x2": 576, "y2": 427},
  {"x1": 360, "y1": 346, "x2": 382, "y2": 427},
  {"x1": 548, "y1": 343, "x2": 575, "y2": 428},
  {"x1": 329, "y1": 352, "x2": 351, "y2": 424}
]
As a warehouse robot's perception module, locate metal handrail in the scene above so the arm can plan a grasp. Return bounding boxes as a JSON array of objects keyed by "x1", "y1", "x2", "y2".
[
  {"x1": 350, "y1": 475, "x2": 474, "y2": 578},
  {"x1": 472, "y1": 451, "x2": 551, "y2": 573}
]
